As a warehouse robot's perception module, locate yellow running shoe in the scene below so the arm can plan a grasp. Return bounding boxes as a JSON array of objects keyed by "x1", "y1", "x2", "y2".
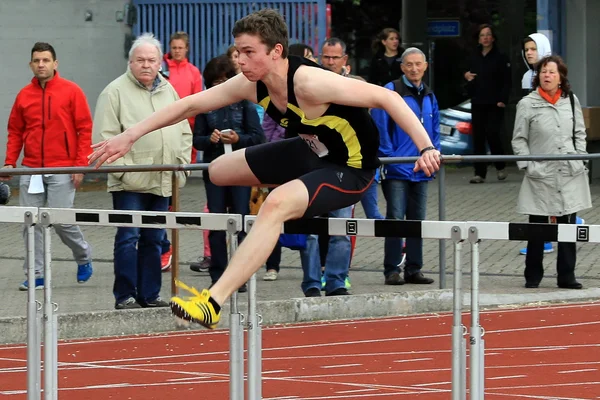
[{"x1": 170, "y1": 280, "x2": 221, "y2": 329}]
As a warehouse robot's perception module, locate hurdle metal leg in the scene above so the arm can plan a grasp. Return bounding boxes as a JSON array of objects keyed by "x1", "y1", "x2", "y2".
[
  {"x1": 247, "y1": 273, "x2": 262, "y2": 400},
  {"x1": 450, "y1": 226, "x2": 466, "y2": 400},
  {"x1": 41, "y1": 213, "x2": 58, "y2": 400},
  {"x1": 227, "y1": 223, "x2": 244, "y2": 400},
  {"x1": 468, "y1": 227, "x2": 483, "y2": 400},
  {"x1": 35, "y1": 302, "x2": 42, "y2": 400},
  {"x1": 25, "y1": 211, "x2": 41, "y2": 400}
]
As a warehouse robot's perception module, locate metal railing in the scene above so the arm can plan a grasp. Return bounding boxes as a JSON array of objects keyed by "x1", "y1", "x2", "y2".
[{"x1": 1, "y1": 152, "x2": 594, "y2": 292}]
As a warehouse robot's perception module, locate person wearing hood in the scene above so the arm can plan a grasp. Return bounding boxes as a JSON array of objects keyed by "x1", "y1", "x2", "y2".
[
  {"x1": 463, "y1": 24, "x2": 512, "y2": 184},
  {"x1": 521, "y1": 33, "x2": 552, "y2": 92}
]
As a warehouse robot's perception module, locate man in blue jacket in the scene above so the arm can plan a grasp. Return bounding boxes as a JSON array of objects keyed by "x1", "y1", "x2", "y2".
[{"x1": 371, "y1": 47, "x2": 439, "y2": 285}]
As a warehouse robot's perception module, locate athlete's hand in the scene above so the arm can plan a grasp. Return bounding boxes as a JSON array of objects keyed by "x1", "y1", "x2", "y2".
[
  {"x1": 414, "y1": 149, "x2": 441, "y2": 177},
  {"x1": 88, "y1": 130, "x2": 136, "y2": 169}
]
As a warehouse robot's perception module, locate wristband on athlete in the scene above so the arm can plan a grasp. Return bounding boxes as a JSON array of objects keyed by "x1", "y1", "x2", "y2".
[{"x1": 419, "y1": 146, "x2": 436, "y2": 156}]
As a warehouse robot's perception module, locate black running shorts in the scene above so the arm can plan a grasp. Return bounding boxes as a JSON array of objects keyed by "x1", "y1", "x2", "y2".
[{"x1": 245, "y1": 137, "x2": 375, "y2": 218}]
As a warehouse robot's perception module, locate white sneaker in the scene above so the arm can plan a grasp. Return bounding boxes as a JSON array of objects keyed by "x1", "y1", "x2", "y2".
[
  {"x1": 263, "y1": 270, "x2": 278, "y2": 281},
  {"x1": 470, "y1": 175, "x2": 485, "y2": 184}
]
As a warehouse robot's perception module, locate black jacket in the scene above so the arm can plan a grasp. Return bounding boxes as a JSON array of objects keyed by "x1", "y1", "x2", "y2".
[
  {"x1": 193, "y1": 100, "x2": 265, "y2": 166},
  {"x1": 368, "y1": 50, "x2": 404, "y2": 87},
  {"x1": 464, "y1": 45, "x2": 512, "y2": 105}
]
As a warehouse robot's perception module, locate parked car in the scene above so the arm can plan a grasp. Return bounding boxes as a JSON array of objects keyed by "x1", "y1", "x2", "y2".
[{"x1": 439, "y1": 100, "x2": 474, "y2": 156}]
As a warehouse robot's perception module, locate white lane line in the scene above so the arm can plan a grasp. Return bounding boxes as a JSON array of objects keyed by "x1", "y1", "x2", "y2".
[
  {"x1": 530, "y1": 347, "x2": 568, "y2": 352},
  {"x1": 485, "y1": 392, "x2": 588, "y2": 400},
  {"x1": 489, "y1": 381, "x2": 600, "y2": 390},
  {"x1": 486, "y1": 375, "x2": 527, "y2": 380},
  {"x1": 393, "y1": 358, "x2": 434, "y2": 363},
  {"x1": 335, "y1": 388, "x2": 379, "y2": 394},
  {"x1": 166, "y1": 376, "x2": 213, "y2": 382},
  {"x1": 321, "y1": 363, "x2": 362, "y2": 369},
  {"x1": 557, "y1": 368, "x2": 597, "y2": 374},
  {"x1": 413, "y1": 381, "x2": 451, "y2": 387}
]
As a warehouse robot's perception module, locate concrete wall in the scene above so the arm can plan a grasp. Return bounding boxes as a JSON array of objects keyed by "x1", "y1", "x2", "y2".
[
  {"x1": 565, "y1": 0, "x2": 600, "y2": 107},
  {"x1": 0, "y1": 0, "x2": 131, "y2": 164}
]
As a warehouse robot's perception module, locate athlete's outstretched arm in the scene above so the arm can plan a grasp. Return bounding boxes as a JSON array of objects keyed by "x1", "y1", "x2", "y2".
[
  {"x1": 295, "y1": 67, "x2": 440, "y2": 175},
  {"x1": 89, "y1": 74, "x2": 257, "y2": 168}
]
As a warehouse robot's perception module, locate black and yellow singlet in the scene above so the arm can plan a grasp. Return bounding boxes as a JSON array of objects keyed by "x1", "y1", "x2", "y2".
[{"x1": 256, "y1": 55, "x2": 380, "y2": 170}]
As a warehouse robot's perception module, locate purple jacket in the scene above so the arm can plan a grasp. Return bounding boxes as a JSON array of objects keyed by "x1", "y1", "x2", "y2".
[{"x1": 262, "y1": 113, "x2": 285, "y2": 142}]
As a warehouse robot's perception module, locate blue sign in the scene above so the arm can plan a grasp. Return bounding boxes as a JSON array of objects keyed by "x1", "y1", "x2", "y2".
[{"x1": 427, "y1": 20, "x2": 461, "y2": 37}]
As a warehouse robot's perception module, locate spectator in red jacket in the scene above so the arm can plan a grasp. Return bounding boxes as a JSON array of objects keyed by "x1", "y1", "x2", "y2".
[
  {"x1": 159, "y1": 31, "x2": 204, "y2": 271},
  {"x1": 1, "y1": 42, "x2": 93, "y2": 290}
]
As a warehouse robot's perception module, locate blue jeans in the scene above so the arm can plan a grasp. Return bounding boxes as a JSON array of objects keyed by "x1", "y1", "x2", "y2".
[
  {"x1": 360, "y1": 180, "x2": 384, "y2": 220},
  {"x1": 300, "y1": 206, "x2": 352, "y2": 294},
  {"x1": 204, "y1": 179, "x2": 251, "y2": 283},
  {"x1": 161, "y1": 197, "x2": 172, "y2": 254},
  {"x1": 112, "y1": 191, "x2": 169, "y2": 305},
  {"x1": 381, "y1": 179, "x2": 428, "y2": 277}
]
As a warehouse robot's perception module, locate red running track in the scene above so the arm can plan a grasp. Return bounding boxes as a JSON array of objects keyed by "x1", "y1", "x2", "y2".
[{"x1": 1, "y1": 301, "x2": 599, "y2": 399}]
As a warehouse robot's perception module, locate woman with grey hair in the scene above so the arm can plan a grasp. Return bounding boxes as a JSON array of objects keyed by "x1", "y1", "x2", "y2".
[{"x1": 512, "y1": 55, "x2": 591, "y2": 290}]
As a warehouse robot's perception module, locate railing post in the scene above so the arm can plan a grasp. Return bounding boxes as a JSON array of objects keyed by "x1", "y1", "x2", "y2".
[
  {"x1": 171, "y1": 172, "x2": 180, "y2": 296},
  {"x1": 438, "y1": 164, "x2": 447, "y2": 289}
]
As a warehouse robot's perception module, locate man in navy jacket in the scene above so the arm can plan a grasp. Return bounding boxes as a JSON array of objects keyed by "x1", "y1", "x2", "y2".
[{"x1": 371, "y1": 47, "x2": 440, "y2": 286}]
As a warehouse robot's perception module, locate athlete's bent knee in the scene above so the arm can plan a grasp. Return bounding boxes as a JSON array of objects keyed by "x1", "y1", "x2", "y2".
[{"x1": 259, "y1": 189, "x2": 306, "y2": 221}]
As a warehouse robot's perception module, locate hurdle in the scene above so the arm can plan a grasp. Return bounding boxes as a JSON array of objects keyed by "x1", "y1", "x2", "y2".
[
  {"x1": 244, "y1": 215, "x2": 597, "y2": 399},
  {"x1": 23, "y1": 207, "x2": 242, "y2": 400},
  {"x1": 245, "y1": 216, "x2": 468, "y2": 399},
  {"x1": 0, "y1": 207, "x2": 41, "y2": 400}
]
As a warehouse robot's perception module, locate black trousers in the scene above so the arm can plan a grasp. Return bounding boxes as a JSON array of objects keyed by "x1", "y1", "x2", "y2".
[
  {"x1": 525, "y1": 214, "x2": 577, "y2": 285},
  {"x1": 471, "y1": 104, "x2": 506, "y2": 178}
]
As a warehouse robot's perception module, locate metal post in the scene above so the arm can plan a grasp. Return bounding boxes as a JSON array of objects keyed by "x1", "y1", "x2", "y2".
[
  {"x1": 247, "y1": 273, "x2": 262, "y2": 400},
  {"x1": 227, "y1": 218, "x2": 244, "y2": 400},
  {"x1": 25, "y1": 211, "x2": 39, "y2": 400},
  {"x1": 171, "y1": 172, "x2": 180, "y2": 296},
  {"x1": 35, "y1": 304, "x2": 42, "y2": 400},
  {"x1": 51, "y1": 310, "x2": 58, "y2": 399},
  {"x1": 468, "y1": 227, "x2": 482, "y2": 400},
  {"x1": 41, "y1": 213, "x2": 55, "y2": 400},
  {"x1": 438, "y1": 165, "x2": 447, "y2": 289},
  {"x1": 450, "y1": 226, "x2": 465, "y2": 400}
]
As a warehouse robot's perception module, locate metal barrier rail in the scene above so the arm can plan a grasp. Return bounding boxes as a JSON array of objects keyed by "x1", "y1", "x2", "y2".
[{"x1": 0, "y1": 150, "x2": 595, "y2": 293}]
